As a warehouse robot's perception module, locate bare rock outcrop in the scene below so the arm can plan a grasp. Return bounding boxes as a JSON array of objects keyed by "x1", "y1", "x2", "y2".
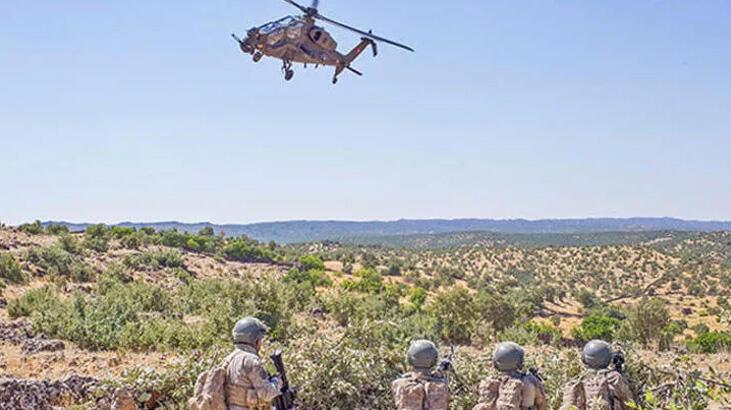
[{"x1": 0, "y1": 374, "x2": 98, "y2": 410}]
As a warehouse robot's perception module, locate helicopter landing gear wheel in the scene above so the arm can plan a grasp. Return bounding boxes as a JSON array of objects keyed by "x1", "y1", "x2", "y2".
[
  {"x1": 253, "y1": 52, "x2": 263, "y2": 62},
  {"x1": 282, "y1": 59, "x2": 294, "y2": 81},
  {"x1": 332, "y1": 76, "x2": 338, "y2": 85}
]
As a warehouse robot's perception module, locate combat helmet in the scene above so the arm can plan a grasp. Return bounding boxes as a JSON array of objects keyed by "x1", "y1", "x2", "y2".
[
  {"x1": 493, "y1": 342, "x2": 525, "y2": 372},
  {"x1": 582, "y1": 340, "x2": 613, "y2": 369},
  {"x1": 232, "y1": 317, "x2": 268, "y2": 346},
  {"x1": 408, "y1": 339, "x2": 439, "y2": 370}
]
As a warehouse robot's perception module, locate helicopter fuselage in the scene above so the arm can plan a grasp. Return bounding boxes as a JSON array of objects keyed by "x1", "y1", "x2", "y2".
[{"x1": 242, "y1": 16, "x2": 346, "y2": 66}]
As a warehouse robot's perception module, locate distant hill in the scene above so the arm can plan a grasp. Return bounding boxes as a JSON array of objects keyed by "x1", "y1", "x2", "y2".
[
  {"x1": 42, "y1": 217, "x2": 731, "y2": 244},
  {"x1": 338, "y1": 230, "x2": 689, "y2": 249}
]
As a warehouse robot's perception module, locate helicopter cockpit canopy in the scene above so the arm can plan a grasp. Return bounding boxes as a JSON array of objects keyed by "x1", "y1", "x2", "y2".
[{"x1": 258, "y1": 16, "x2": 298, "y2": 34}]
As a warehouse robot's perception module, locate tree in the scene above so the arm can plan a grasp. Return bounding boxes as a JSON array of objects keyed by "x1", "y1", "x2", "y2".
[
  {"x1": 620, "y1": 297, "x2": 670, "y2": 347},
  {"x1": 428, "y1": 286, "x2": 476, "y2": 344},
  {"x1": 475, "y1": 291, "x2": 518, "y2": 332}
]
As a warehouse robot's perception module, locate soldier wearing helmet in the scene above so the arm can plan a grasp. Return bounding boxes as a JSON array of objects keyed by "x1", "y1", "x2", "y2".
[
  {"x1": 225, "y1": 317, "x2": 283, "y2": 410},
  {"x1": 561, "y1": 340, "x2": 634, "y2": 410},
  {"x1": 473, "y1": 342, "x2": 548, "y2": 410},
  {"x1": 392, "y1": 339, "x2": 450, "y2": 410}
]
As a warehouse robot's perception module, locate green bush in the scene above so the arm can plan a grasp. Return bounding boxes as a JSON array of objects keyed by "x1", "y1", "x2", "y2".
[
  {"x1": 408, "y1": 287, "x2": 428, "y2": 310},
  {"x1": 222, "y1": 238, "x2": 274, "y2": 263},
  {"x1": 0, "y1": 252, "x2": 27, "y2": 284},
  {"x1": 572, "y1": 314, "x2": 623, "y2": 342},
  {"x1": 619, "y1": 298, "x2": 670, "y2": 346},
  {"x1": 18, "y1": 220, "x2": 44, "y2": 235},
  {"x1": 124, "y1": 249, "x2": 185, "y2": 271},
  {"x1": 475, "y1": 291, "x2": 518, "y2": 333},
  {"x1": 25, "y1": 245, "x2": 95, "y2": 282},
  {"x1": 110, "y1": 226, "x2": 136, "y2": 239},
  {"x1": 687, "y1": 331, "x2": 731, "y2": 353},
  {"x1": 299, "y1": 255, "x2": 325, "y2": 271},
  {"x1": 428, "y1": 286, "x2": 476, "y2": 344},
  {"x1": 58, "y1": 234, "x2": 84, "y2": 255},
  {"x1": 524, "y1": 321, "x2": 562, "y2": 344},
  {"x1": 45, "y1": 224, "x2": 70, "y2": 235},
  {"x1": 8, "y1": 285, "x2": 60, "y2": 319},
  {"x1": 285, "y1": 268, "x2": 332, "y2": 288},
  {"x1": 341, "y1": 268, "x2": 384, "y2": 294},
  {"x1": 84, "y1": 224, "x2": 110, "y2": 252}
]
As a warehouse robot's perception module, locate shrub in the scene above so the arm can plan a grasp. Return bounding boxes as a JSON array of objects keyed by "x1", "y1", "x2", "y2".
[
  {"x1": 572, "y1": 314, "x2": 623, "y2": 342},
  {"x1": 124, "y1": 249, "x2": 185, "y2": 271},
  {"x1": 408, "y1": 287, "x2": 428, "y2": 310},
  {"x1": 18, "y1": 220, "x2": 44, "y2": 235},
  {"x1": 341, "y1": 268, "x2": 384, "y2": 293},
  {"x1": 299, "y1": 255, "x2": 325, "y2": 271},
  {"x1": 686, "y1": 331, "x2": 731, "y2": 353},
  {"x1": 222, "y1": 238, "x2": 274, "y2": 263},
  {"x1": 25, "y1": 245, "x2": 94, "y2": 282},
  {"x1": 110, "y1": 226, "x2": 135, "y2": 239},
  {"x1": 524, "y1": 321, "x2": 562, "y2": 345},
  {"x1": 8, "y1": 285, "x2": 59, "y2": 319},
  {"x1": 45, "y1": 224, "x2": 69, "y2": 235},
  {"x1": 0, "y1": 252, "x2": 27, "y2": 284},
  {"x1": 58, "y1": 234, "x2": 84, "y2": 255},
  {"x1": 285, "y1": 268, "x2": 331, "y2": 288}
]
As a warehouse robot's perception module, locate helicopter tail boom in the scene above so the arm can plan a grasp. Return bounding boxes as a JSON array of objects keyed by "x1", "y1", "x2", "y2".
[{"x1": 344, "y1": 38, "x2": 377, "y2": 64}]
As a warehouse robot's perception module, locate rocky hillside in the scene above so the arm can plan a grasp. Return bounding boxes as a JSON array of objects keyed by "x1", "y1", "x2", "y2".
[{"x1": 1, "y1": 223, "x2": 730, "y2": 409}]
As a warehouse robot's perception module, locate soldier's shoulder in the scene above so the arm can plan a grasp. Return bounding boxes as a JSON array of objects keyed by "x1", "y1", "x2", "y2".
[
  {"x1": 606, "y1": 370, "x2": 628, "y2": 383},
  {"x1": 235, "y1": 349, "x2": 264, "y2": 369},
  {"x1": 393, "y1": 373, "x2": 416, "y2": 383},
  {"x1": 522, "y1": 373, "x2": 544, "y2": 386},
  {"x1": 478, "y1": 375, "x2": 503, "y2": 390},
  {"x1": 427, "y1": 373, "x2": 448, "y2": 384}
]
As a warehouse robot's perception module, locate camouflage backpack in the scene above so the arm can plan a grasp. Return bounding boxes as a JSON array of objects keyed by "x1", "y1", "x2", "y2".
[
  {"x1": 393, "y1": 373, "x2": 449, "y2": 410},
  {"x1": 474, "y1": 375, "x2": 524, "y2": 410},
  {"x1": 562, "y1": 371, "x2": 614, "y2": 410},
  {"x1": 188, "y1": 353, "x2": 235, "y2": 410}
]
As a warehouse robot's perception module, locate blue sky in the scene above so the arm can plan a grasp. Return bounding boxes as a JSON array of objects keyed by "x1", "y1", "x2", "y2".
[{"x1": 1, "y1": 0, "x2": 730, "y2": 225}]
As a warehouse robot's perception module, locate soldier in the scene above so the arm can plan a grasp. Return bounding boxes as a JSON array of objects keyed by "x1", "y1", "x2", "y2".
[
  {"x1": 392, "y1": 339, "x2": 450, "y2": 410},
  {"x1": 473, "y1": 342, "x2": 548, "y2": 410},
  {"x1": 226, "y1": 317, "x2": 283, "y2": 410},
  {"x1": 561, "y1": 340, "x2": 634, "y2": 410}
]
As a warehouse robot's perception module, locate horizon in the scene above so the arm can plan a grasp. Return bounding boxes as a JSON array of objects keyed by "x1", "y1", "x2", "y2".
[
  {"x1": 18, "y1": 215, "x2": 731, "y2": 227},
  {"x1": 2, "y1": 1, "x2": 730, "y2": 224},
  {"x1": 5, "y1": 214, "x2": 731, "y2": 227}
]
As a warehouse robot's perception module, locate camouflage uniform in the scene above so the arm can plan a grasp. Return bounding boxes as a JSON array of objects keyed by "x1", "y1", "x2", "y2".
[
  {"x1": 225, "y1": 343, "x2": 282, "y2": 410},
  {"x1": 560, "y1": 369, "x2": 634, "y2": 410},
  {"x1": 392, "y1": 369, "x2": 450, "y2": 410},
  {"x1": 473, "y1": 370, "x2": 548, "y2": 410}
]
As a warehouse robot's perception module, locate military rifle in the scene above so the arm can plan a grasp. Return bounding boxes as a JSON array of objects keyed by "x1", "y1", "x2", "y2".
[
  {"x1": 437, "y1": 345, "x2": 455, "y2": 373},
  {"x1": 612, "y1": 350, "x2": 625, "y2": 374},
  {"x1": 271, "y1": 350, "x2": 297, "y2": 410},
  {"x1": 529, "y1": 367, "x2": 543, "y2": 382}
]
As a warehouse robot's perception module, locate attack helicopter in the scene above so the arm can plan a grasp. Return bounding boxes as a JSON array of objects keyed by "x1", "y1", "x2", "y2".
[{"x1": 232, "y1": 0, "x2": 414, "y2": 84}]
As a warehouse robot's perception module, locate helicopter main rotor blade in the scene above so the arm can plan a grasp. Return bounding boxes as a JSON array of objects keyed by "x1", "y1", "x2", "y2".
[
  {"x1": 315, "y1": 14, "x2": 414, "y2": 52},
  {"x1": 281, "y1": 0, "x2": 309, "y2": 14}
]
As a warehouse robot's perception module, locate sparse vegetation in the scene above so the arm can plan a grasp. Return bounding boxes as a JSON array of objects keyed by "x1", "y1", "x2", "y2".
[
  {"x1": 1, "y1": 226, "x2": 730, "y2": 408},
  {"x1": 0, "y1": 252, "x2": 27, "y2": 285}
]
